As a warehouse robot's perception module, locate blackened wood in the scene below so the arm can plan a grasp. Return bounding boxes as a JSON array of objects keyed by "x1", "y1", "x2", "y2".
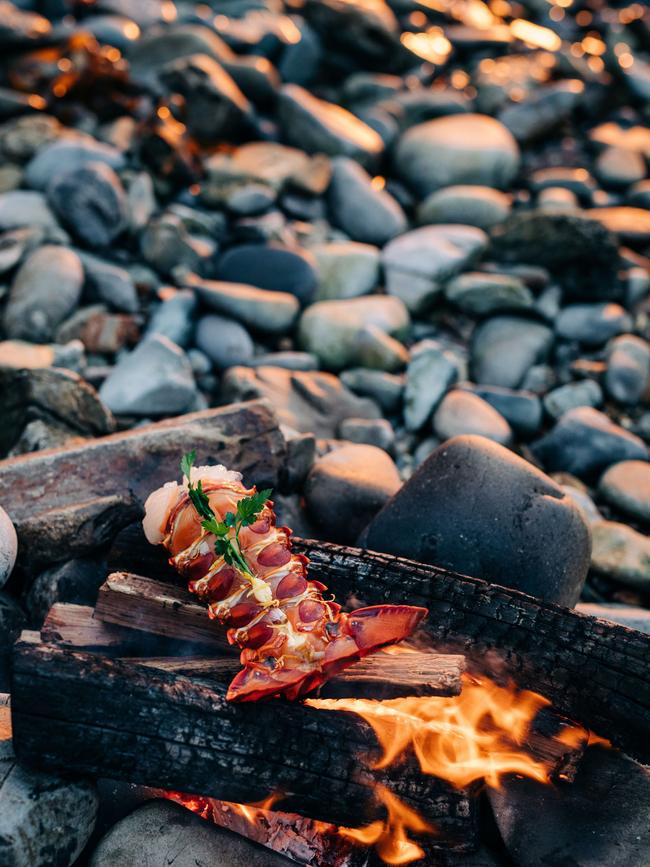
[
  {"x1": 293, "y1": 539, "x2": 650, "y2": 763},
  {"x1": 0, "y1": 400, "x2": 285, "y2": 572},
  {"x1": 10, "y1": 642, "x2": 477, "y2": 847}
]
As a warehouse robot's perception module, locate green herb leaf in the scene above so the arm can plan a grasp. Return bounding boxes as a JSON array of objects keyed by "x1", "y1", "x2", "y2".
[
  {"x1": 236, "y1": 489, "x2": 272, "y2": 527},
  {"x1": 180, "y1": 450, "x2": 196, "y2": 482},
  {"x1": 187, "y1": 480, "x2": 213, "y2": 521},
  {"x1": 202, "y1": 516, "x2": 229, "y2": 538}
]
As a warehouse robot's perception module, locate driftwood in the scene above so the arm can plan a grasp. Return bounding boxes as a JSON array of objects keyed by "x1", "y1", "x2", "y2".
[
  {"x1": 292, "y1": 540, "x2": 650, "y2": 763},
  {"x1": 0, "y1": 400, "x2": 285, "y2": 572},
  {"x1": 10, "y1": 642, "x2": 478, "y2": 848}
]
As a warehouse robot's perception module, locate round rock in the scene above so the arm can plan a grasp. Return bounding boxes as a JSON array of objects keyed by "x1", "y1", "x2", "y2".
[
  {"x1": 215, "y1": 244, "x2": 317, "y2": 306},
  {"x1": 417, "y1": 185, "x2": 511, "y2": 230},
  {"x1": 555, "y1": 303, "x2": 632, "y2": 347},
  {"x1": 362, "y1": 434, "x2": 591, "y2": 606},
  {"x1": 599, "y1": 460, "x2": 650, "y2": 522},
  {"x1": 312, "y1": 241, "x2": 380, "y2": 300},
  {"x1": 395, "y1": 113, "x2": 520, "y2": 196},
  {"x1": 47, "y1": 162, "x2": 127, "y2": 248},
  {"x1": 0, "y1": 507, "x2": 17, "y2": 589},
  {"x1": 194, "y1": 314, "x2": 254, "y2": 368},
  {"x1": 445, "y1": 271, "x2": 533, "y2": 315},
  {"x1": 304, "y1": 443, "x2": 401, "y2": 543},
  {"x1": 591, "y1": 520, "x2": 650, "y2": 591},
  {"x1": 472, "y1": 316, "x2": 553, "y2": 388},
  {"x1": 605, "y1": 334, "x2": 650, "y2": 405},
  {"x1": 433, "y1": 389, "x2": 512, "y2": 445}
]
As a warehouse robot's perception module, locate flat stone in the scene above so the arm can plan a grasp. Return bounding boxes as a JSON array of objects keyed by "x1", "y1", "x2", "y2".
[
  {"x1": 78, "y1": 251, "x2": 139, "y2": 313},
  {"x1": 445, "y1": 271, "x2": 533, "y2": 315},
  {"x1": 4, "y1": 245, "x2": 83, "y2": 342},
  {"x1": 99, "y1": 334, "x2": 197, "y2": 417},
  {"x1": 395, "y1": 113, "x2": 520, "y2": 196},
  {"x1": 404, "y1": 340, "x2": 460, "y2": 431},
  {"x1": 0, "y1": 190, "x2": 58, "y2": 231},
  {"x1": 0, "y1": 508, "x2": 17, "y2": 589},
  {"x1": 221, "y1": 366, "x2": 381, "y2": 438},
  {"x1": 248, "y1": 351, "x2": 318, "y2": 371},
  {"x1": 591, "y1": 520, "x2": 650, "y2": 591},
  {"x1": 56, "y1": 306, "x2": 139, "y2": 355},
  {"x1": 338, "y1": 417, "x2": 395, "y2": 452},
  {"x1": 543, "y1": 379, "x2": 603, "y2": 420},
  {"x1": 472, "y1": 316, "x2": 554, "y2": 388},
  {"x1": 25, "y1": 138, "x2": 125, "y2": 191},
  {"x1": 383, "y1": 224, "x2": 487, "y2": 313},
  {"x1": 362, "y1": 434, "x2": 591, "y2": 605},
  {"x1": 340, "y1": 368, "x2": 404, "y2": 414},
  {"x1": 433, "y1": 389, "x2": 512, "y2": 445},
  {"x1": 417, "y1": 185, "x2": 511, "y2": 230},
  {"x1": 278, "y1": 84, "x2": 384, "y2": 167},
  {"x1": 298, "y1": 295, "x2": 409, "y2": 371},
  {"x1": 327, "y1": 156, "x2": 406, "y2": 245},
  {"x1": 215, "y1": 244, "x2": 317, "y2": 305},
  {"x1": 555, "y1": 303, "x2": 632, "y2": 346},
  {"x1": 355, "y1": 324, "x2": 409, "y2": 373},
  {"x1": 186, "y1": 274, "x2": 299, "y2": 335},
  {"x1": 470, "y1": 384, "x2": 543, "y2": 437},
  {"x1": 141, "y1": 214, "x2": 213, "y2": 279},
  {"x1": 304, "y1": 443, "x2": 401, "y2": 543},
  {"x1": 531, "y1": 406, "x2": 648, "y2": 480},
  {"x1": 499, "y1": 79, "x2": 585, "y2": 142},
  {"x1": 195, "y1": 314, "x2": 254, "y2": 368},
  {"x1": 24, "y1": 556, "x2": 106, "y2": 625},
  {"x1": 599, "y1": 460, "x2": 650, "y2": 522},
  {"x1": 605, "y1": 335, "x2": 650, "y2": 404},
  {"x1": 312, "y1": 241, "x2": 380, "y2": 300},
  {"x1": 146, "y1": 289, "x2": 197, "y2": 348},
  {"x1": 596, "y1": 146, "x2": 646, "y2": 188}
]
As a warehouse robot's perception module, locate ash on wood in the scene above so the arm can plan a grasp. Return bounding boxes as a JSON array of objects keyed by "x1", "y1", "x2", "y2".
[
  {"x1": 294, "y1": 540, "x2": 650, "y2": 763},
  {"x1": 10, "y1": 642, "x2": 477, "y2": 848},
  {"x1": 0, "y1": 400, "x2": 285, "y2": 572}
]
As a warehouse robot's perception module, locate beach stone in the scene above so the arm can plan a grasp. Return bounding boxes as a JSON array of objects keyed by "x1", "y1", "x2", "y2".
[
  {"x1": 355, "y1": 325, "x2": 409, "y2": 373},
  {"x1": 56, "y1": 306, "x2": 139, "y2": 355},
  {"x1": 0, "y1": 508, "x2": 17, "y2": 589},
  {"x1": 586, "y1": 207, "x2": 650, "y2": 246},
  {"x1": 537, "y1": 186, "x2": 578, "y2": 211},
  {"x1": 555, "y1": 303, "x2": 632, "y2": 346},
  {"x1": 0, "y1": 190, "x2": 58, "y2": 231},
  {"x1": 383, "y1": 224, "x2": 487, "y2": 313},
  {"x1": 146, "y1": 290, "x2": 196, "y2": 348},
  {"x1": 433, "y1": 389, "x2": 512, "y2": 445},
  {"x1": 362, "y1": 434, "x2": 591, "y2": 605},
  {"x1": 278, "y1": 84, "x2": 384, "y2": 166},
  {"x1": 417, "y1": 185, "x2": 511, "y2": 230},
  {"x1": 489, "y1": 747, "x2": 650, "y2": 867},
  {"x1": 472, "y1": 316, "x2": 553, "y2": 388},
  {"x1": 299, "y1": 295, "x2": 409, "y2": 371},
  {"x1": 24, "y1": 556, "x2": 106, "y2": 625},
  {"x1": 312, "y1": 241, "x2": 380, "y2": 300},
  {"x1": 327, "y1": 157, "x2": 406, "y2": 245},
  {"x1": 599, "y1": 461, "x2": 650, "y2": 522},
  {"x1": 339, "y1": 417, "x2": 395, "y2": 452},
  {"x1": 4, "y1": 245, "x2": 83, "y2": 342},
  {"x1": 215, "y1": 244, "x2": 317, "y2": 305},
  {"x1": 395, "y1": 114, "x2": 520, "y2": 196},
  {"x1": 543, "y1": 379, "x2": 603, "y2": 420},
  {"x1": 576, "y1": 603, "x2": 650, "y2": 634},
  {"x1": 78, "y1": 251, "x2": 139, "y2": 313},
  {"x1": 499, "y1": 79, "x2": 585, "y2": 142},
  {"x1": 470, "y1": 385, "x2": 543, "y2": 437},
  {"x1": 591, "y1": 520, "x2": 650, "y2": 591},
  {"x1": 0, "y1": 227, "x2": 40, "y2": 275},
  {"x1": 221, "y1": 366, "x2": 380, "y2": 438},
  {"x1": 187, "y1": 275, "x2": 299, "y2": 335},
  {"x1": 340, "y1": 368, "x2": 404, "y2": 414},
  {"x1": 531, "y1": 407, "x2": 648, "y2": 480},
  {"x1": 25, "y1": 138, "x2": 125, "y2": 191},
  {"x1": 47, "y1": 162, "x2": 127, "y2": 249},
  {"x1": 605, "y1": 334, "x2": 650, "y2": 404},
  {"x1": 140, "y1": 214, "x2": 211, "y2": 279},
  {"x1": 89, "y1": 800, "x2": 289, "y2": 867},
  {"x1": 445, "y1": 271, "x2": 532, "y2": 315},
  {"x1": 304, "y1": 444, "x2": 401, "y2": 543},
  {"x1": 0, "y1": 592, "x2": 24, "y2": 653},
  {"x1": 99, "y1": 334, "x2": 197, "y2": 416},
  {"x1": 404, "y1": 340, "x2": 460, "y2": 431},
  {"x1": 490, "y1": 211, "x2": 623, "y2": 301},
  {"x1": 596, "y1": 146, "x2": 646, "y2": 189},
  {"x1": 195, "y1": 314, "x2": 254, "y2": 368},
  {"x1": 529, "y1": 167, "x2": 596, "y2": 201},
  {"x1": 249, "y1": 352, "x2": 318, "y2": 371}
]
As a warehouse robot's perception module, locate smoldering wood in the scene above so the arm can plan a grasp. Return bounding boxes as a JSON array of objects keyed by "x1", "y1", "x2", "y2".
[
  {"x1": 293, "y1": 540, "x2": 650, "y2": 763},
  {"x1": 10, "y1": 642, "x2": 478, "y2": 848},
  {"x1": 0, "y1": 400, "x2": 285, "y2": 572}
]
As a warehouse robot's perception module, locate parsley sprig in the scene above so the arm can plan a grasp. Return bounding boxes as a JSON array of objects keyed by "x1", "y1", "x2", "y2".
[{"x1": 181, "y1": 450, "x2": 271, "y2": 577}]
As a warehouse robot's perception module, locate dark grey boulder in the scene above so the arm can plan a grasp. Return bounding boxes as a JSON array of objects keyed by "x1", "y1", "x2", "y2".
[
  {"x1": 361, "y1": 434, "x2": 591, "y2": 606},
  {"x1": 215, "y1": 244, "x2": 317, "y2": 305}
]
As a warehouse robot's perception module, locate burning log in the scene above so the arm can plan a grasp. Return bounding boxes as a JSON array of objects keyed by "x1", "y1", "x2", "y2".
[
  {"x1": 9, "y1": 641, "x2": 478, "y2": 849},
  {"x1": 295, "y1": 540, "x2": 650, "y2": 763},
  {"x1": 0, "y1": 400, "x2": 285, "y2": 572}
]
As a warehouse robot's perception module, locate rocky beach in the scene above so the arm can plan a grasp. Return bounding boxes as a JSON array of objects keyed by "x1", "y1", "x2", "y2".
[{"x1": 0, "y1": 0, "x2": 649, "y2": 864}]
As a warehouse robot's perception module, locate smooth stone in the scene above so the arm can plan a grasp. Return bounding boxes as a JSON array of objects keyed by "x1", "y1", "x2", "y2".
[
  {"x1": 281, "y1": 427, "x2": 316, "y2": 491},
  {"x1": 89, "y1": 800, "x2": 289, "y2": 867},
  {"x1": 605, "y1": 334, "x2": 650, "y2": 405},
  {"x1": 559, "y1": 480, "x2": 602, "y2": 526},
  {"x1": 0, "y1": 190, "x2": 58, "y2": 231},
  {"x1": 599, "y1": 460, "x2": 650, "y2": 522},
  {"x1": 0, "y1": 508, "x2": 17, "y2": 589},
  {"x1": 417, "y1": 185, "x2": 511, "y2": 230},
  {"x1": 0, "y1": 227, "x2": 41, "y2": 275},
  {"x1": 489, "y1": 748, "x2": 650, "y2": 867},
  {"x1": 223, "y1": 183, "x2": 275, "y2": 216},
  {"x1": 78, "y1": 251, "x2": 139, "y2": 313},
  {"x1": 47, "y1": 162, "x2": 127, "y2": 249},
  {"x1": 589, "y1": 122, "x2": 650, "y2": 159},
  {"x1": 591, "y1": 520, "x2": 650, "y2": 591},
  {"x1": 298, "y1": 296, "x2": 409, "y2": 371},
  {"x1": 340, "y1": 368, "x2": 404, "y2": 414},
  {"x1": 140, "y1": 214, "x2": 212, "y2": 278},
  {"x1": 433, "y1": 389, "x2": 512, "y2": 445},
  {"x1": 395, "y1": 113, "x2": 520, "y2": 196},
  {"x1": 24, "y1": 556, "x2": 106, "y2": 625},
  {"x1": 586, "y1": 207, "x2": 650, "y2": 246},
  {"x1": 4, "y1": 245, "x2": 83, "y2": 342},
  {"x1": 470, "y1": 384, "x2": 543, "y2": 437},
  {"x1": 186, "y1": 275, "x2": 299, "y2": 335},
  {"x1": 77, "y1": 14, "x2": 141, "y2": 50},
  {"x1": 278, "y1": 84, "x2": 384, "y2": 167},
  {"x1": 543, "y1": 379, "x2": 603, "y2": 420},
  {"x1": 576, "y1": 602, "x2": 650, "y2": 635},
  {"x1": 215, "y1": 244, "x2": 317, "y2": 305},
  {"x1": 362, "y1": 434, "x2": 591, "y2": 606},
  {"x1": 99, "y1": 335, "x2": 197, "y2": 416},
  {"x1": 530, "y1": 406, "x2": 648, "y2": 480},
  {"x1": 499, "y1": 80, "x2": 585, "y2": 142},
  {"x1": 126, "y1": 171, "x2": 156, "y2": 233},
  {"x1": 382, "y1": 224, "x2": 487, "y2": 313},
  {"x1": 472, "y1": 316, "x2": 553, "y2": 388},
  {"x1": 146, "y1": 290, "x2": 197, "y2": 348},
  {"x1": 0, "y1": 592, "x2": 24, "y2": 657},
  {"x1": 56, "y1": 306, "x2": 138, "y2": 355},
  {"x1": 537, "y1": 186, "x2": 579, "y2": 211},
  {"x1": 596, "y1": 146, "x2": 646, "y2": 189},
  {"x1": 529, "y1": 167, "x2": 597, "y2": 201},
  {"x1": 304, "y1": 444, "x2": 401, "y2": 543},
  {"x1": 195, "y1": 314, "x2": 254, "y2": 368},
  {"x1": 490, "y1": 211, "x2": 623, "y2": 302},
  {"x1": 445, "y1": 271, "x2": 532, "y2": 315},
  {"x1": 327, "y1": 156, "x2": 406, "y2": 245},
  {"x1": 339, "y1": 417, "x2": 395, "y2": 453},
  {"x1": 555, "y1": 303, "x2": 632, "y2": 346},
  {"x1": 248, "y1": 352, "x2": 318, "y2": 371},
  {"x1": 404, "y1": 340, "x2": 459, "y2": 431},
  {"x1": 629, "y1": 180, "x2": 650, "y2": 209},
  {"x1": 221, "y1": 366, "x2": 381, "y2": 438},
  {"x1": 355, "y1": 324, "x2": 409, "y2": 373},
  {"x1": 312, "y1": 241, "x2": 380, "y2": 300},
  {"x1": 25, "y1": 138, "x2": 125, "y2": 191}
]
